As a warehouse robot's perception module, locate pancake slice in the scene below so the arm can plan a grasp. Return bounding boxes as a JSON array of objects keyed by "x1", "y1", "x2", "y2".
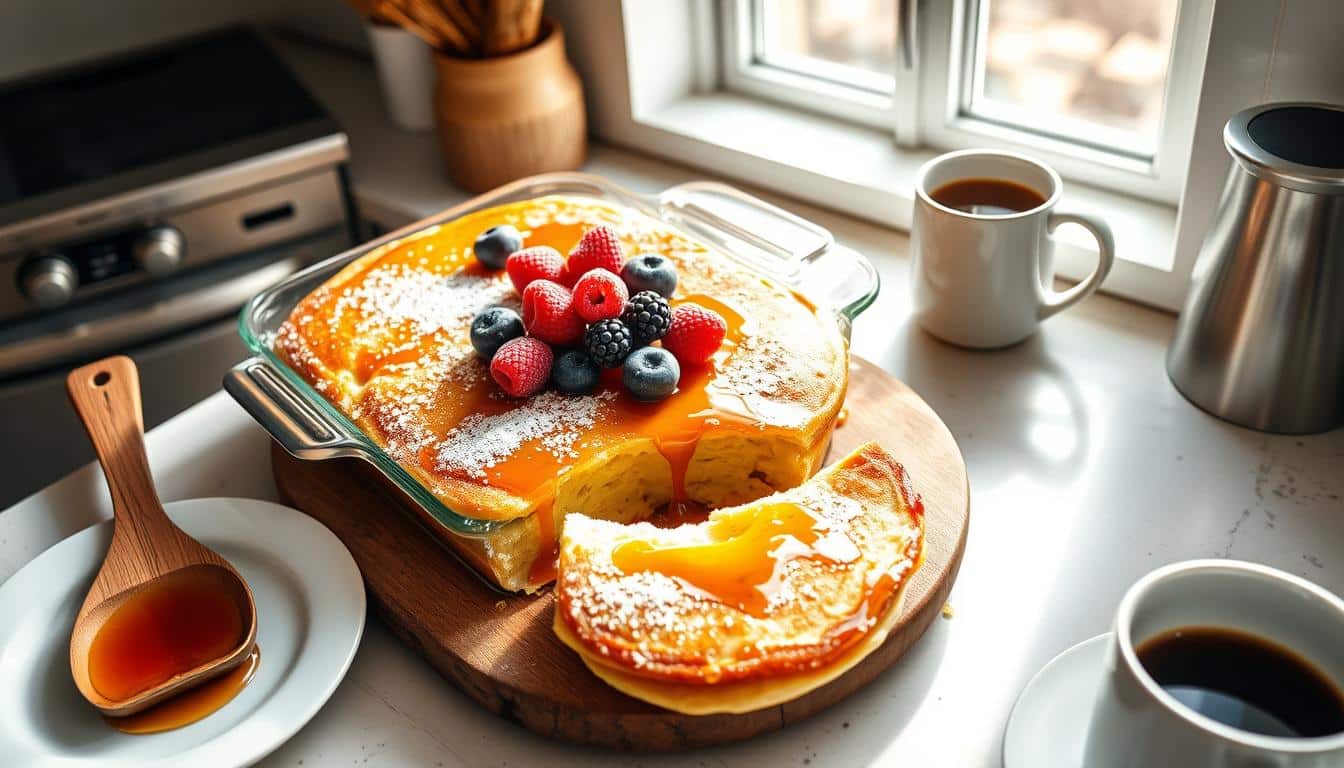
[{"x1": 554, "y1": 442, "x2": 925, "y2": 714}]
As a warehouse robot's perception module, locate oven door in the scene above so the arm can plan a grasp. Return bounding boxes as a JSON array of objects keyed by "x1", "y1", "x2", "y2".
[{"x1": 0, "y1": 226, "x2": 349, "y2": 508}]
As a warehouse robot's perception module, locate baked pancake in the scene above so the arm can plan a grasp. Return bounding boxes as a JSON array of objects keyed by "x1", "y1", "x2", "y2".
[
  {"x1": 553, "y1": 442, "x2": 925, "y2": 713},
  {"x1": 273, "y1": 195, "x2": 848, "y2": 591}
]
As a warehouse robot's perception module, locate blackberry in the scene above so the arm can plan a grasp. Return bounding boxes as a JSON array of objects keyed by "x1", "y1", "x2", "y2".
[
  {"x1": 621, "y1": 291, "x2": 672, "y2": 345},
  {"x1": 584, "y1": 319, "x2": 633, "y2": 368}
]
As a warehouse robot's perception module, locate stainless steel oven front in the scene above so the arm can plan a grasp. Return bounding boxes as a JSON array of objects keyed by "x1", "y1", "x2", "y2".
[{"x1": 0, "y1": 27, "x2": 356, "y2": 507}]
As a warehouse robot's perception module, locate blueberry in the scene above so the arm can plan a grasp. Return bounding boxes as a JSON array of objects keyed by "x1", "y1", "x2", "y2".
[
  {"x1": 623, "y1": 346, "x2": 680, "y2": 402},
  {"x1": 473, "y1": 225, "x2": 523, "y2": 270},
  {"x1": 470, "y1": 306, "x2": 524, "y2": 359},
  {"x1": 551, "y1": 349, "x2": 600, "y2": 395},
  {"x1": 620, "y1": 254, "x2": 678, "y2": 298}
]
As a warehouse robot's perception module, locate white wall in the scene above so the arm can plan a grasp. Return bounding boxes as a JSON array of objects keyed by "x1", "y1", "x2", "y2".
[{"x1": 0, "y1": 0, "x2": 368, "y2": 83}]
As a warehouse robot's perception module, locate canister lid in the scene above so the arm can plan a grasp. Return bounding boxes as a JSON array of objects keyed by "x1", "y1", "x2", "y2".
[{"x1": 1224, "y1": 102, "x2": 1344, "y2": 194}]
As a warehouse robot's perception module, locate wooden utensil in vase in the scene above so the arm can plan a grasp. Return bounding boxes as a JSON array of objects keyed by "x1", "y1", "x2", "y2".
[
  {"x1": 479, "y1": 0, "x2": 543, "y2": 55},
  {"x1": 433, "y1": 18, "x2": 585, "y2": 191}
]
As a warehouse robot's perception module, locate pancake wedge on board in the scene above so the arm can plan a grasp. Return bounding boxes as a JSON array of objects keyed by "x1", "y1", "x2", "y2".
[{"x1": 554, "y1": 442, "x2": 926, "y2": 714}]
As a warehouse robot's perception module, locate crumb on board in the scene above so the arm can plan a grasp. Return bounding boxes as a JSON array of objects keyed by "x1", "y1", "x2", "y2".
[
  {"x1": 495, "y1": 600, "x2": 507, "y2": 610},
  {"x1": 941, "y1": 602, "x2": 954, "y2": 619}
]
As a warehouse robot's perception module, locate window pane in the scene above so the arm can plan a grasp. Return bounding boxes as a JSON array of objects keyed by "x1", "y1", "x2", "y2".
[
  {"x1": 969, "y1": 0, "x2": 1179, "y2": 156},
  {"x1": 755, "y1": 0, "x2": 897, "y2": 94}
]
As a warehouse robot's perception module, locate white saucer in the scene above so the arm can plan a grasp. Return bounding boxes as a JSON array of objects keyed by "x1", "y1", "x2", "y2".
[
  {"x1": 0, "y1": 498, "x2": 366, "y2": 768},
  {"x1": 1002, "y1": 633, "x2": 1110, "y2": 768}
]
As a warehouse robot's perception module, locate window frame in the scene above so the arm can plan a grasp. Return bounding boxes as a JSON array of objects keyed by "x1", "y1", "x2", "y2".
[
  {"x1": 720, "y1": 0, "x2": 1207, "y2": 205},
  {"x1": 566, "y1": 0, "x2": 1283, "y2": 312},
  {"x1": 719, "y1": 0, "x2": 895, "y2": 131}
]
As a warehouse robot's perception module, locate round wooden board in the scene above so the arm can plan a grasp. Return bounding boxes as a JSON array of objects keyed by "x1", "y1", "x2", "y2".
[{"x1": 270, "y1": 356, "x2": 969, "y2": 750}]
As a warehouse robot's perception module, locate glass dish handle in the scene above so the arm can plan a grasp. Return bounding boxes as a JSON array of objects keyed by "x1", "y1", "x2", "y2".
[
  {"x1": 223, "y1": 358, "x2": 366, "y2": 460},
  {"x1": 656, "y1": 181, "x2": 879, "y2": 337}
]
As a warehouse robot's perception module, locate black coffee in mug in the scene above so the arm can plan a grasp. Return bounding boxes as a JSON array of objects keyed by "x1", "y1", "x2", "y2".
[
  {"x1": 929, "y1": 177, "x2": 1046, "y2": 215},
  {"x1": 1136, "y1": 626, "x2": 1344, "y2": 738}
]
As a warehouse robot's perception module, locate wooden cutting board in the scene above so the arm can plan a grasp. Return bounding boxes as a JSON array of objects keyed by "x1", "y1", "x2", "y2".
[{"x1": 271, "y1": 356, "x2": 969, "y2": 750}]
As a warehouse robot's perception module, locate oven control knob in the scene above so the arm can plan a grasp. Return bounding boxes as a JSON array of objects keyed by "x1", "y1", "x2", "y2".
[
  {"x1": 133, "y1": 226, "x2": 185, "y2": 276},
  {"x1": 21, "y1": 255, "x2": 78, "y2": 309}
]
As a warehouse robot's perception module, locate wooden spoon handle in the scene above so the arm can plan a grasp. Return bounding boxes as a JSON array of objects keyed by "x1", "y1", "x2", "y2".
[{"x1": 66, "y1": 356, "x2": 171, "y2": 531}]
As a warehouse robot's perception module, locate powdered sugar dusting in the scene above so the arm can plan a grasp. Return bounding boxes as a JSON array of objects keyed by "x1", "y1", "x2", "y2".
[
  {"x1": 333, "y1": 264, "x2": 512, "y2": 340},
  {"x1": 435, "y1": 391, "x2": 617, "y2": 479},
  {"x1": 719, "y1": 333, "x2": 787, "y2": 398}
]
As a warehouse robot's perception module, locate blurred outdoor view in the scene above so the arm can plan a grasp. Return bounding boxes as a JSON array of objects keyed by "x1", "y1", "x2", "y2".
[{"x1": 756, "y1": 0, "x2": 1179, "y2": 151}]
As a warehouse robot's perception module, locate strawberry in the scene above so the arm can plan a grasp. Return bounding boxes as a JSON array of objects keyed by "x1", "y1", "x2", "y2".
[
  {"x1": 662, "y1": 303, "x2": 727, "y2": 366},
  {"x1": 521, "y1": 279, "x2": 585, "y2": 346},
  {"x1": 490, "y1": 336, "x2": 553, "y2": 398},
  {"x1": 506, "y1": 246, "x2": 564, "y2": 294},
  {"x1": 566, "y1": 225, "x2": 625, "y2": 277},
  {"x1": 571, "y1": 268, "x2": 629, "y2": 322}
]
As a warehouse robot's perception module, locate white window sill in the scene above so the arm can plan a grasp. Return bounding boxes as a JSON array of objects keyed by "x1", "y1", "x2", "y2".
[{"x1": 608, "y1": 91, "x2": 1186, "y2": 311}]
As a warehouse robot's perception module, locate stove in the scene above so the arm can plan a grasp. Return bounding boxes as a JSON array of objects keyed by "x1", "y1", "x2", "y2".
[{"x1": 0, "y1": 27, "x2": 355, "y2": 505}]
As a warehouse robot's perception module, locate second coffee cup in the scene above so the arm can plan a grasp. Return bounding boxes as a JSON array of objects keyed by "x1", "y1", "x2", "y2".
[
  {"x1": 1083, "y1": 559, "x2": 1344, "y2": 767},
  {"x1": 910, "y1": 149, "x2": 1114, "y2": 349}
]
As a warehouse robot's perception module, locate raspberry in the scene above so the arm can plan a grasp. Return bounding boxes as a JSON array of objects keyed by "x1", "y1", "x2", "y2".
[
  {"x1": 567, "y1": 225, "x2": 625, "y2": 277},
  {"x1": 571, "y1": 269, "x2": 629, "y2": 322},
  {"x1": 506, "y1": 246, "x2": 564, "y2": 294},
  {"x1": 521, "y1": 279, "x2": 585, "y2": 346},
  {"x1": 556, "y1": 261, "x2": 580, "y2": 289},
  {"x1": 490, "y1": 337, "x2": 552, "y2": 398},
  {"x1": 584, "y1": 319, "x2": 634, "y2": 368},
  {"x1": 621, "y1": 291, "x2": 672, "y2": 345},
  {"x1": 663, "y1": 304, "x2": 727, "y2": 366}
]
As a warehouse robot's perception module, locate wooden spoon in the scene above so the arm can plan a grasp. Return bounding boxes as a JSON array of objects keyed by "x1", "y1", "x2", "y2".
[
  {"x1": 66, "y1": 356, "x2": 257, "y2": 717},
  {"x1": 479, "y1": 0, "x2": 543, "y2": 55}
]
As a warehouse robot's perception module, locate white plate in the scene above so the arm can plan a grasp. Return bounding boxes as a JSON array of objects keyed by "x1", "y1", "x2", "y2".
[
  {"x1": 0, "y1": 498, "x2": 365, "y2": 768},
  {"x1": 1002, "y1": 633, "x2": 1109, "y2": 768}
]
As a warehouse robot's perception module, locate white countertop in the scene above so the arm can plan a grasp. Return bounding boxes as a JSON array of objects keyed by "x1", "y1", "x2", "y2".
[{"x1": 2, "y1": 38, "x2": 1341, "y2": 768}]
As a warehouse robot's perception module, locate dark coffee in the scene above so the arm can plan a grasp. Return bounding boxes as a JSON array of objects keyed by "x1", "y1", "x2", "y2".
[
  {"x1": 930, "y1": 177, "x2": 1046, "y2": 215},
  {"x1": 1136, "y1": 627, "x2": 1344, "y2": 738}
]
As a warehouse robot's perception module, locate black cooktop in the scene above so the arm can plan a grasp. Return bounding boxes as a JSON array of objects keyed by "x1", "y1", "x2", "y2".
[{"x1": 0, "y1": 27, "x2": 338, "y2": 216}]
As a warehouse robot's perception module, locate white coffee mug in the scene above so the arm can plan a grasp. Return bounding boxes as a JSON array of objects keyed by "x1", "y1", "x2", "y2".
[
  {"x1": 1083, "y1": 560, "x2": 1344, "y2": 767},
  {"x1": 910, "y1": 149, "x2": 1114, "y2": 348}
]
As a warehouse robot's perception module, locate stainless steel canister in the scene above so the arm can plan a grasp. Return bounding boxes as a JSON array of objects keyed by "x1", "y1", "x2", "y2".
[{"x1": 1167, "y1": 102, "x2": 1344, "y2": 434}]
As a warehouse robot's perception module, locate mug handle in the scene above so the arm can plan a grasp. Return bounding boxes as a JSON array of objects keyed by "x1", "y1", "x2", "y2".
[{"x1": 1037, "y1": 211, "x2": 1115, "y2": 320}]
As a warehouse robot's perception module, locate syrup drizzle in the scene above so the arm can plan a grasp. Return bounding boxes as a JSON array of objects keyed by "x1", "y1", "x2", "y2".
[
  {"x1": 527, "y1": 495, "x2": 558, "y2": 585},
  {"x1": 87, "y1": 566, "x2": 248, "y2": 703},
  {"x1": 105, "y1": 646, "x2": 260, "y2": 734},
  {"x1": 611, "y1": 502, "x2": 861, "y2": 617},
  {"x1": 86, "y1": 565, "x2": 257, "y2": 735}
]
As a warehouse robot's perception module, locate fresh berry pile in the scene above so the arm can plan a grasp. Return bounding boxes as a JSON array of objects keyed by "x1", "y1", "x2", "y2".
[{"x1": 468, "y1": 223, "x2": 727, "y2": 401}]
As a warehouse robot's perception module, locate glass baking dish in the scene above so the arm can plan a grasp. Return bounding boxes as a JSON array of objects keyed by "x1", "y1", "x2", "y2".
[{"x1": 224, "y1": 173, "x2": 879, "y2": 537}]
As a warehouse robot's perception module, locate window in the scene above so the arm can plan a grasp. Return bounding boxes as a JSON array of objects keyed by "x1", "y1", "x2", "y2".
[
  {"x1": 588, "y1": 0, "x2": 1257, "y2": 310},
  {"x1": 721, "y1": 0, "x2": 1204, "y2": 203},
  {"x1": 963, "y1": 0, "x2": 1178, "y2": 159},
  {"x1": 754, "y1": 0, "x2": 897, "y2": 96}
]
